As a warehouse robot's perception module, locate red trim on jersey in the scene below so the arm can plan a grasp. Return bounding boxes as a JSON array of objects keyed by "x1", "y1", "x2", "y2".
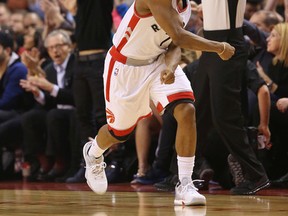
[
  {"x1": 156, "y1": 102, "x2": 164, "y2": 113},
  {"x1": 106, "y1": 58, "x2": 116, "y2": 102},
  {"x1": 117, "y1": 14, "x2": 140, "y2": 51},
  {"x1": 108, "y1": 112, "x2": 152, "y2": 137},
  {"x1": 110, "y1": 46, "x2": 127, "y2": 64},
  {"x1": 117, "y1": 38, "x2": 127, "y2": 51},
  {"x1": 167, "y1": 91, "x2": 195, "y2": 102},
  {"x1": 177, "y1": 0, "x2": 189, "y2": 13}
]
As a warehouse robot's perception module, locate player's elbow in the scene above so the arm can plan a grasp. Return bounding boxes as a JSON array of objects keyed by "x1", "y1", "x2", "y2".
[
  {"x1": 170, "y1": 32, "x2": 187, "y2": 47},
  {"x1": 171, "y1": 36, "x2": 182, "y2": 47}
]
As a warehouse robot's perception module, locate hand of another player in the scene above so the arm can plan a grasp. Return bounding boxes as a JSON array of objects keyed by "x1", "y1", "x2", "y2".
[
  {"x1": 160, "y1": 69, "x2": 175, "y2": 84},
  {"x1": 218, "y1": 42, "x2": 235, "y2": 60}
]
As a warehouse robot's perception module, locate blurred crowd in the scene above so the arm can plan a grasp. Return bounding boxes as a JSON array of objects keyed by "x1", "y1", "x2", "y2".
[{"x1": 0, "y1": 0, "x2": 288, "y2": 191}]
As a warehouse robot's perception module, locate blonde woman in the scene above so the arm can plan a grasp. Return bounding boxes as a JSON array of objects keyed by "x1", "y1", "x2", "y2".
[
  {"x1": 257, "y1": 22, "x2": 288, "y2": 186},
  {"x1": 257, "y1": 22, "x2": 288, "y2": 93}
]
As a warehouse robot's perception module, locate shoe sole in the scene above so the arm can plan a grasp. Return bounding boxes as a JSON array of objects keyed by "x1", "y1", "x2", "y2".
[
  {"x1": 231, "y1": 180, "x2": 271, "y2": 195},
  {"x1": 247, "y1": 180, "x2": 271, "y2": 195},
  {"x1": 174, "y1": 198, "x2": 206, "y2": 206}
]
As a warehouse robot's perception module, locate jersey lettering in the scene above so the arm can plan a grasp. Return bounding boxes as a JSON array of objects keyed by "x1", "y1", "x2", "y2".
[{"x1": 151, "y1": 24, "x2": 160, "y2": 32}]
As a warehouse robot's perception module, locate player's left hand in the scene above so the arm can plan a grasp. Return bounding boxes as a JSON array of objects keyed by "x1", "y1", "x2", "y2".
[{"x1": 160, "y1": 69, "x2": 175, "y2": 84}]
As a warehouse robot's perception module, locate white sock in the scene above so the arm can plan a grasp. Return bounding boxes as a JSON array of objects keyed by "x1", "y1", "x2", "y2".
[
  {"x1": 177, "y1": 155, "x2": 195, "y2": 182},
  {"x1": 88, "y1": 138, "x2": 106, "y2": 158}
]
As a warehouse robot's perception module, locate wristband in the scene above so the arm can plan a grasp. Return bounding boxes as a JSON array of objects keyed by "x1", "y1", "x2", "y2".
[
  {"x1": 218, "y1": 42, "x2": 226, "y2": 55},
  {"x1": 267, "y1": 81, "x2": 274, "y2": 90}
]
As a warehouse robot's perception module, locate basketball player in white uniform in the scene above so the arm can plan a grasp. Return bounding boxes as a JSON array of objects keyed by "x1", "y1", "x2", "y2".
[{"x1": 83, "y1": 0, "x2": 235, "y2": 206}]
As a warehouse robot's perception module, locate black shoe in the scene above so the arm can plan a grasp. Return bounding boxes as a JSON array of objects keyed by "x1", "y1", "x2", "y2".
[
  {"x1": 66, "y1": 166, "x2": 85, "y2": 183},
  {"x1": 105, "y1": 161, "x2": 123, "y2": 183},
  {"x1": 154, "y1": 174, "x2": 178, "y2": 191},
  {"x1": 271, "y1": 172, "x2": 288, "y2": 188},
  {"x1": 230, "y1": 177, "x2": 270, "y2": 195},
  {"x1": 227, "y1": 154, "x2": 245, "y2": 186},
  {"x1": 199, "y1": 167, "x2": 214, "y2": 190},
  {"x1": 194, "y1": 158, "x2": 214, "y2": 190},
  {"x1": 39, "y1": 168, "x2": 66, "y2": 182},
  {"x1": 23, "y1": 156, "x2": 41, "y2": 182},
  {"x1": 27, "y1": 168, "x2": 46, "y2": 182}
]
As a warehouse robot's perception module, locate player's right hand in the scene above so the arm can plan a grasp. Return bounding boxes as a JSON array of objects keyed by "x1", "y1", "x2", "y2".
[
  {"x1": 218, "y1": 42, "x2": 235, "y2": 60},
  {"x1": 160, "y1": 69, "x2": 175, "y2": 84}
]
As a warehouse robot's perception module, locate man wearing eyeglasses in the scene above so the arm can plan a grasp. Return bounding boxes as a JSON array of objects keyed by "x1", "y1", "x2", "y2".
[{"x1": 19, "y1": 29, "x2": 78, "y2": 182}]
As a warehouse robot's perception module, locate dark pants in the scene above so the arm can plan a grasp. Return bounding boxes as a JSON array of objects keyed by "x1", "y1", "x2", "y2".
[
  {"x1": 153, "y1": 111, "x2": 177, "y2": 173},
  {"x1": 267, "y1": 104, "x2": 288, "y2": 178},
  {"x1": 0, "y1": 111, "x2": 23, "y2": 176},
  {"x1": 194, "y1": 28, "x2": 267, "y2": 182},
  {"x1": 73, "y1": 57, "x2": 106, "y2": 146},
  {"x1": 0, "y1": 110, "x2": 19, "y2": 124},
  {"x1": 0, "y1": 115, "x2": 22, "y2": 149},
  {"x1": 21, "y1": 108, "x2": 78, "y2": 165}
]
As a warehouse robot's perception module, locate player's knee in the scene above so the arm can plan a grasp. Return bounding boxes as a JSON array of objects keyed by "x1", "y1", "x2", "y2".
[
  {"x1": 172, "y1": 100, "x2": 195, "y2": 122},
  {"x1": 165, "y1": 99, "x2": 194, "y2": 115},
  {"x1": 174, "y1": 103, "x2": 196, "y2": 122},
  {"x1": 181, "y1": 103, "x2": 195, "y2": 116}
]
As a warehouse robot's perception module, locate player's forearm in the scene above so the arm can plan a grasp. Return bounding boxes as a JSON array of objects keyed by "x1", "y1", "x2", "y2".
[
  {"x1": 165, "y1": 43, "x2": 181, "y2": 72},
  {"x1": 173, "y1": 30, "x2": 223, "y2": 54}
]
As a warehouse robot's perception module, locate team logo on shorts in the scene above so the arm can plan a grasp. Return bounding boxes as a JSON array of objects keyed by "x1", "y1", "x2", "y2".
[
  {"x1": 106, "y1": 108, "x2": 115, "y2": 123},
  {"x1": 114, "y1": 68, "x2": 119, "y2": 76}
]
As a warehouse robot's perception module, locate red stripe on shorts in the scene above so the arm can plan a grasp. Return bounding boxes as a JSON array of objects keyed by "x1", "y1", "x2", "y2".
[
  {"x1": 167, "y1": 91, "x2": 195, "y2": 103},
  {"x1": 108, "y1": 112, "x2": 152, "y2": 137},
  {"x1": 106, "y1": 58, "x2": 116, "y2": 102}
]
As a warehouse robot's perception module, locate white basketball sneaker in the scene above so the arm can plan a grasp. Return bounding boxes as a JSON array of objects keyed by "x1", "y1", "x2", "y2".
[
  {"x1": 174, "y1": 177, "x2": 206, "y2": 206},
  {"x1": 83, "y1": 141, "x2": 107, "y2": 195}
]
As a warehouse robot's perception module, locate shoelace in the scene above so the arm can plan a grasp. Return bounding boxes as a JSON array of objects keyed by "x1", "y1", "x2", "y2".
[
  {"x1": 177, "y1": 180, "x2": 203, "y2": 194},
  {"x1": 87, "y1": 162, "x2": 107, "y2": 177}
]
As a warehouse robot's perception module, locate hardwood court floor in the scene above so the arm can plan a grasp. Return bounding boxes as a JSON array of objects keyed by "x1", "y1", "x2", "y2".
[{"x1": 0, "y1": 181, "x2": 288, "y2": 216}]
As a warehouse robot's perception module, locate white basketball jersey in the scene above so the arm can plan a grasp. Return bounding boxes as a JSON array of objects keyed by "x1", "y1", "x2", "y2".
[{"x1": 112, "y1": 0, "x2": 191, "y2": 60}]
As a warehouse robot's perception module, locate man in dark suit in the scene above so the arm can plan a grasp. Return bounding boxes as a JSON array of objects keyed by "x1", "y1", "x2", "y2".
[{"x1": 20, "y1": 30, "x2": 78, "y2": 181}]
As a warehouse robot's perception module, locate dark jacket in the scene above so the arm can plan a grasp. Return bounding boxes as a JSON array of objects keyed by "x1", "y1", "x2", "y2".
[
  {"x1": 0, "y1": 56, "x2": 28, "y2": 111},
  {"x1": 40, "y1": 54, "x2": 75, "y2": 110}
]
